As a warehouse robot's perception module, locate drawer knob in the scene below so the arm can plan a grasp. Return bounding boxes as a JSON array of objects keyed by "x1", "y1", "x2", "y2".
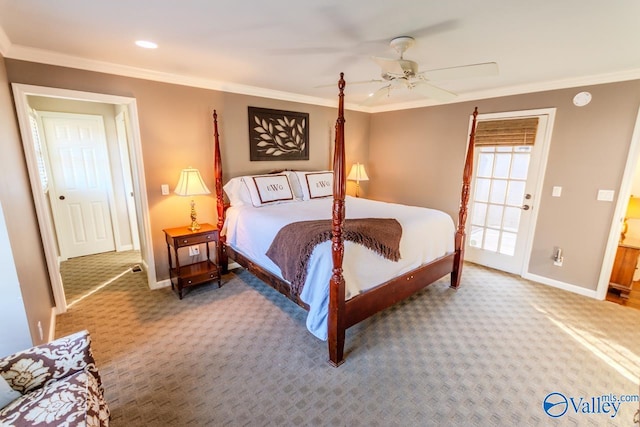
[
  {"x1": 187, "y1": 280, "x2": 192, "y2": 284},
  {"x1": 183, "y1": 239, "x2": 188, "y2": 243}
]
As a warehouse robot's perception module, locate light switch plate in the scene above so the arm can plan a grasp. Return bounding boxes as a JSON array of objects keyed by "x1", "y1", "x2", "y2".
[
  {"x1": 597, "y1": 189, "x2": 614, "y2": 201},
  {"x1": 552, "y1": 186, "x2": 562, "y2": 197}
]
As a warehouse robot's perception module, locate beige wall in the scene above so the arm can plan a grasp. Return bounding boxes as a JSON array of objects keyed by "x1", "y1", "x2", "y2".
[
  {"x1": 0, "y1": 54, "x2": 53, "y2": 346},
  {"x1": 5, "y1": 56, "x2": 637, "y2": 305},
  {"x1": 369, "y1": 80, "x2": 640, "y2": 291},
  {"x1": 5, "y1": 59, "x2": 370, "y2": 282}
]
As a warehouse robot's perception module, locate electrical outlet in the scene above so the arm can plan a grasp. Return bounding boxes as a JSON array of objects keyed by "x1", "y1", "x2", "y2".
[{"x1": 188, "y1": 246, "x2": 200, "y2": 256}]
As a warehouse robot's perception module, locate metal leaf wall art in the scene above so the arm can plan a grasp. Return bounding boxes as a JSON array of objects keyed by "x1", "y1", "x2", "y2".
[{"x1": 248, "y1": 107, "x2": 309, "y2": 161}]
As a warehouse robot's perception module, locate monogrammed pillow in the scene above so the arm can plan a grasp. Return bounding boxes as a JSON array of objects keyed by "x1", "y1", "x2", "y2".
[
  {"x1": 295, "y1": 171, "x2": 333, "y2": 200},
  {"x1": 242, "y1": 174, "x2": 295, "y2": 207}
]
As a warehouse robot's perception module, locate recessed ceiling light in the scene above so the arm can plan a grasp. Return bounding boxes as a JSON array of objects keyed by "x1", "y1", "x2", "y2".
[{"x1": 135, "y1": 40, "x2": 158, "y2": 49}]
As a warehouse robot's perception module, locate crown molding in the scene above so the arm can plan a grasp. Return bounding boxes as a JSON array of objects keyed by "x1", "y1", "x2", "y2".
[
  {"x1": 4, "y1": 42, "x2": 639, "y2": 114},
  {"x1": 0, "y1": 25, "x2": 11, "y2": 57},
  {"x1": 368, "y1": 68, "x2": 640, "y2": 113},
  {"x1": 6, "y1": 44, "x2": 370, "y2": 112}
]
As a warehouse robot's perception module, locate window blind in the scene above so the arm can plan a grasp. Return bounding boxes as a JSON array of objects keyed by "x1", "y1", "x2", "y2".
[{"x1": 474, "y1": 117, "x2": 539, "y2": 146}]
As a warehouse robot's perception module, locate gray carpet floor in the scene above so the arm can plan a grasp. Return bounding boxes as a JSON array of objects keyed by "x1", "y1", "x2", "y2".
[
  {"x1": 60, "y1": 250, "x2": 141, "y2": 304},
  {"x1": 55, "y1": 262, "x2": 640, "y2": 426}
]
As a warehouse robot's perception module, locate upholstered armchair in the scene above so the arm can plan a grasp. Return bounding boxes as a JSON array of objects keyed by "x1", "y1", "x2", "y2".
[{"x1": 0, "y1": 330, "x2": 109, "y2": 426}]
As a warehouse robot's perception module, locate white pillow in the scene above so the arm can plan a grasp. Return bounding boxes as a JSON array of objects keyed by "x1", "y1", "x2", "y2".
[
  {"x1": 281, "y1": 171, "x2": 304, "y2": 200},
  {"x1": 223, "y1": 177, "x2": 252, "y2": 207},
  {"x1": 242, "y1": 174, "x2": 295, "y2": 207},
  {"x1": 295, "y1": 171, "x2": 334, "y2": 200},
  {"x1": 0, "y1": 375, "x2": 20, "y2": 410}
]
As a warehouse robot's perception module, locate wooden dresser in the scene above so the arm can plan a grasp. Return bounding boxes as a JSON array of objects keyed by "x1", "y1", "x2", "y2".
[{"x1": 609, "y1": 242, "x2": 640, "y2": 300}]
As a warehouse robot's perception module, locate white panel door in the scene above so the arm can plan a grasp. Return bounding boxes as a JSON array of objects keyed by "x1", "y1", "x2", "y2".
[
  {"x1": 41, "y1": 112, "x2": 116, "y2": 259},
  {"x1": 465, "y1": 111, "x2": 553, "y2": 275}
]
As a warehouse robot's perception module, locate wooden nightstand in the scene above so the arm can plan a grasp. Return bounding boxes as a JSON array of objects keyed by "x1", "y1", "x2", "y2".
[
  {"x1": 163, "y1": 223, "x2": 221, "y2": 299},
  {"x1": 609, "y1": 243, "x2": 640, "y2": 300}
]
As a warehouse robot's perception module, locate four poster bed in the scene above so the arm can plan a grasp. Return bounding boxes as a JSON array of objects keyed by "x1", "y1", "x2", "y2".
[{"x1": 212, "y1": 73, "x2": 478, "y2": 366}]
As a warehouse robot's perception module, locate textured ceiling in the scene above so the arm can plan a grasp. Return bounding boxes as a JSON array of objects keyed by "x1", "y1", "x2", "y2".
[{"x1": 1, "y1": 1, "x2": 639, "y2": 111}]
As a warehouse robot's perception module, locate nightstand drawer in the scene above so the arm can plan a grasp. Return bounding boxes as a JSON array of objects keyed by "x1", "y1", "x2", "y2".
[
  {"x1": 174, "y1": 260, "x2": 219, "y2": 287},
  {"x1": 176, "y1": 232, "x2": 217, "y2": 247},
  {"x1": 179, "y1": 271, "x2": 219, "y2": 287}
]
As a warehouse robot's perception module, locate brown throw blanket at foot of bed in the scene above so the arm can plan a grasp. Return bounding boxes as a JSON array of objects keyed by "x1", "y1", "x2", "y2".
[{"x1": 266, "y1": 218, "x2": 402, "y2": 296}]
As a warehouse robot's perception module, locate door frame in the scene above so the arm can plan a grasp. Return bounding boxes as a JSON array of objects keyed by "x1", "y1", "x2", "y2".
[
  {"x1": 12, "y1": 83, "x2": 156, "y2": 314},
  {"x1": 115, "y1": 110, "x2": 141, "y2": 251},
  {"x1": 467, "y1": 107, "x2": 556, "y2": 277},
  {"x1": 38, "y1": 111, "x2": 118, "y2": 260},
  {"x1": 597, "y1": 105, "x2": 640, "y2": 299}
]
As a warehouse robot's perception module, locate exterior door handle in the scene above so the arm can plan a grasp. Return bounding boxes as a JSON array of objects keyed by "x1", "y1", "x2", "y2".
[
  {"x1": 59, "y1": 195, "x2": 65, "y2": 200},
  {"x1": 521, "y1": 204, "x2": 530, "y2": 210}
]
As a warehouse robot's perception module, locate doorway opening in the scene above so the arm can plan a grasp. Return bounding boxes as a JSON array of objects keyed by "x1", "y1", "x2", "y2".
[
  {"x1": 12, "y1": 84, "x2": 156, "y2": 314},
  {"x1": 600, "y1": 105, "x2": 640, "y2": 308}
]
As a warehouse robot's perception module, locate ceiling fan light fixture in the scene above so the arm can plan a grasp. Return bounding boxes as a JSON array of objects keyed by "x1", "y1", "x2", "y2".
[
  {"x1": 361, "y1": 35, "x2": 497, "y2": 105},
  {"x1": 389, "y1": 36, "x2": 415, "y2": 58}
]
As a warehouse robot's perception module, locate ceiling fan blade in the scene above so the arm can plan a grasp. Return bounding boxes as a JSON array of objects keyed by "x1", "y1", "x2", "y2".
[
  {"x1": 421, "y1": 62, "x2": 499, "y2": 81},
  {"x1": 314, "y1": 79, "x2": 383, "y2": 89},
  {"x1": 360, "y1": 85, "x2": 392, "y2": 106},
  {"x1": 372, "y1": 57, "x2": 405, "y2": 75},
  {"x1": 269, "y1": 46, "x2": 344, "y2": 55},
  {"x1": 411, "y1": 81, "x2": 457, "y2": 102}
]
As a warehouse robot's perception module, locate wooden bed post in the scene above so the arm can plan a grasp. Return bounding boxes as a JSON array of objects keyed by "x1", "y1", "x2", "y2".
[
  {"x1": 328, "y1": 73, "x2": 347, "y2": 367},
  {"x1": 451, "y1": 107, "x2": 478, "y2": 288},
  {"x1": 213, "y1": 110, "x2": 228, "y2": 273}
]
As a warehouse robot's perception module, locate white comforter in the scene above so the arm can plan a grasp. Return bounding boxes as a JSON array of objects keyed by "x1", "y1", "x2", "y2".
[{"x1": 223, "y1": 196, "x2": 455, "y2": 340}]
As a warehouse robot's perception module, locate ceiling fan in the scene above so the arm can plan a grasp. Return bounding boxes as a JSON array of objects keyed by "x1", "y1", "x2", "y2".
[{"x1": 359, "y1": 36, "x2": 498, "y2": 105}]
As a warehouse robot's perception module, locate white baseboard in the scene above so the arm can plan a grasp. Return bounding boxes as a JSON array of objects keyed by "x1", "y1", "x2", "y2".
[
  {"x1": 229, "y1": 261, "x2": 241, "y2": 270},
  {"x1": 151, "y1": 279, "x2": 172, "y2": 290},
  {"x1": 523, "y1": 272, "x2": 599, "y2": 299}
]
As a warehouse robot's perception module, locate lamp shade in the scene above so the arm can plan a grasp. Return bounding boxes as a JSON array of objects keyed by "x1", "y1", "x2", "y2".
[
  {"x1": 174, "y1": 168, "x2": 211, "y2": 196},
  {"x1": 347, "y1": 163, "x2": 369, "y2": 182},
  {"x1": 627, "y1": 197, "x2": 640, "y2": 219}
]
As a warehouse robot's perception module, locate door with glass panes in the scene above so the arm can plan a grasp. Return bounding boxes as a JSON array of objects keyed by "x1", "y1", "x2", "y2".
[{"x1": 465, "y1": 111, "x2": 552, "y2": 275}]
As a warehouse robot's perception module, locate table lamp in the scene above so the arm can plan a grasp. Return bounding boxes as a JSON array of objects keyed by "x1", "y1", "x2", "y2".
[
  {"x1": 174, "y1": 167, "x2": 211, "y2": 231},
  {"x1": 347, "y1": 162, "x2": 369, "y2": 197},
  {"x1": 621, "y1": 196, "x2": 640, "y2": 243}
]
